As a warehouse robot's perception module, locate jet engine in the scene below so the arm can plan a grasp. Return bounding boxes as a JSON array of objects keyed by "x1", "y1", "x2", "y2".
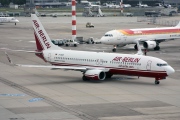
[
  {"x1": 143, "y1": 41, "x2": 157, "y2": 49},
  {"x1": 84, "y1": 70, "x2": 106, "y2": 80}
]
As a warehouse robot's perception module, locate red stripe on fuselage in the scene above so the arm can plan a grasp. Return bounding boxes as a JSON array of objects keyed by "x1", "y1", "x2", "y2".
[{"x1": 120, "y1": 28, "x2": 180, "y2": 35}]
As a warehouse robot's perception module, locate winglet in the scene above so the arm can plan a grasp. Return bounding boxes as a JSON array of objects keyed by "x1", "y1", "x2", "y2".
[
  {"x1": 5, "y1": 52, "x2": 16, "y2": 66},
  {"x1": 136, "y1": 41, "x2": 143, "y2": 55}
]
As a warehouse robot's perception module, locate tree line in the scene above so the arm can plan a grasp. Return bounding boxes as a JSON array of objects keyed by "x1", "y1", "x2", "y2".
[
  {"x1": 0, "y1": 0, "x2": 111, "y2": 6},
  {"x1": 0, "y1": 0, "x2": 26, "y2": 5}
]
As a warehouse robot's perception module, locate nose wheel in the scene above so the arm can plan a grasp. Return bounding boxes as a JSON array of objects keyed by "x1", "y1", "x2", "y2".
[
  {"x1": 112, "y1": 45, "x2": 117, "y2": 52},
  {"x1": 112, "y1": 48, "x2": 116, "y2": 52},
  {"x1": 155, "y1": 80, "x2": 160, "y2": 85}
]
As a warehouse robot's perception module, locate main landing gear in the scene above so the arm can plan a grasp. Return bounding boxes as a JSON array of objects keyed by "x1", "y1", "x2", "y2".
[
  {"x1": 112, "y1": 45, "x2": 116, "y2": 52},
  {"x1": 82, "y1": 75, "x2": 89, "y2": 81},
  {"x1": 154, "y1": 46, "x2": 160, "y2": 51},
  {"x1": 155, "y1": 80, "x2": 160, "y2": 85},
  {"x1": 106, "y1": 73, "x2": 113, "y2": 78}
]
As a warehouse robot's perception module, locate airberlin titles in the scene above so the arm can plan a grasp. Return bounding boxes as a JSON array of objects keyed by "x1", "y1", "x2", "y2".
[
  {"x1": 33, "y1": 20, "x2": 51, "y2": 49},
  {"x1": 113, "y1": 56, "x2": 141, "y2": 63}
]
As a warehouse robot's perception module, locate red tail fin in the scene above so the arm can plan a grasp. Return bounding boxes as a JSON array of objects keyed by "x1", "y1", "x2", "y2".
[{"x1": 31, "y1": 14, "x2": 63, "y2": 51}]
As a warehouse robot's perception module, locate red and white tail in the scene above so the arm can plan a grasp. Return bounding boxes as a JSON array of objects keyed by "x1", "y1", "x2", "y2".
[{"x1": 31, "y1": 14, "x2": 63, "y2": 51}]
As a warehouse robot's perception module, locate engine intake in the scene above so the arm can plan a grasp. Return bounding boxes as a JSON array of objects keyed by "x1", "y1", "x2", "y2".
[
  {"x1": 143, "y1": 41, "x2": 157, "y2": 49},
  {"x1": 84, "y1": 70, "x2": 106, "y2": 80}
]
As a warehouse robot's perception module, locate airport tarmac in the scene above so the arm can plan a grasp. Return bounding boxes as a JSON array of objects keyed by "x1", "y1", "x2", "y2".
[{"x1": 0, "y1": 16, "x2": 180, "y2": 120}]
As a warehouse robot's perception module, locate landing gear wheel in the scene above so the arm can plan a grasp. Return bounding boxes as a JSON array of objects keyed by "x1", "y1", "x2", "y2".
[
  {"x1": 154, "y1": 46, "x2": 160, "y2": 51},
  {"x1": 106, "y1": 73, "x2": 113, "y2": 78},
  {"x1": 82, "y1": 76, "x2": 88, "y2": 81},
  {"x1": 74, "y1": 44, "x2": 77, "y2": 47},
  {"x1": 134, "y1": 44, "x2": 137, "y2": 50},
  {"x1": 112, "y1": 48, "x2": 116, "y2": 52},
  {"x1": 66, "y1": 44, "x2": 69, "y2": 47},
  {"x1": 155, "y1": 80, "x2": 160, "y2": 85}
]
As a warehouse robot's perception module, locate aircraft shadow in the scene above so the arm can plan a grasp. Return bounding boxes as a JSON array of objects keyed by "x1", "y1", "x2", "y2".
[
  {"x1": 104, "y1": 76, "x2": 154, "y2": 86},
  {"x1": 20, "y1": 74, "x2": 154, "y2": 86}
]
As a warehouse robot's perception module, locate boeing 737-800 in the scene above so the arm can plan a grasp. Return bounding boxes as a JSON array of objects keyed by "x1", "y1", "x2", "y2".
[
  {"x1": 0, "y1": 17, "x2": 19, "y2": 25},
  {"x1": 100, "y1": 22, "x2": 180, "y2": 52},
  {"x1": 5, "y1": 14, "x2": 175, "y2": 84}
]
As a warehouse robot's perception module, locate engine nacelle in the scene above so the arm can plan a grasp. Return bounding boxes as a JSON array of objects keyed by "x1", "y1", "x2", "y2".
[
  {"x1": 84, "y1": 70, "x2": 106, "y2": 80},
  {"x1": 143, "y1": 41, "x2": 157, "y2": 49}
]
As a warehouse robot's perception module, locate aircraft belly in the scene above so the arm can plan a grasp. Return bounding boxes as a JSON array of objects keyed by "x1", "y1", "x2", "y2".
[{"x1": 109, "y1": 68, "x2": 167, "y2": 78}]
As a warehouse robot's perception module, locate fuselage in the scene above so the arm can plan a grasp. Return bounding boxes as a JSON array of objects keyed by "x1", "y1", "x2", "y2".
[
  {"x1": 101, "y1": 27, "x2": 180, "y2": 45},
  {"x1": 39, "y1": 49, "x2": 174, "y2": 80},
  {"x1": 0, "y1": 17, "x2": 19, "y2": 23}
]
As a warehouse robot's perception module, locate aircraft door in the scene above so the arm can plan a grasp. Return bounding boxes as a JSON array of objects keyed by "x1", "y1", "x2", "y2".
[
  {"x1": 120, "y1": 34, "x2": 127, "y2": 44},
  {"x1": 117, "y1": 32, "x2": 121, "y2": 41},
  {"x1": 123, "y1": 35, "x2": 127, "y2": 41},
  {"x1": 146, "y1": 60, "x2": 152, "y2": 70},
  {"x1": 48, "y1": 53, "x2": 51, "y2": 62},
  {"x1": 96, "y1": 59, "x2": 103, "y2": 65}
]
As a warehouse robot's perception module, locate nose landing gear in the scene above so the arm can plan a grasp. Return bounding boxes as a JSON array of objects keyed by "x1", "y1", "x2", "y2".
[{"x1": 112, "y1": 45, "x2": 117, "y2": 52}]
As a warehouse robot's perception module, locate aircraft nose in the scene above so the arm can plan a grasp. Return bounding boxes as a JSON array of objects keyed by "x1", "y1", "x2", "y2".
[
  {"x1": 100, "y1": 37, "x2": 107, "y2": 44},
  {"x1": 16, "y1": 19, "x2": 19, "y2": 23},
  {"x1": 166, "y1": 66, "x2": 175, "y2": 75}
]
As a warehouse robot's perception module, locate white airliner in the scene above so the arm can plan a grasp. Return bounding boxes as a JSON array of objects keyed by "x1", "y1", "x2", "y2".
[
  {"x1": 100, "y1": 22, "x2": 180, "y2": 52},
  {"x1": 0, "y1": 17, "x2": 19, "y2": 25},
  {"x1": 5, "y1": 14, "x2": 175, "y2": 85}
]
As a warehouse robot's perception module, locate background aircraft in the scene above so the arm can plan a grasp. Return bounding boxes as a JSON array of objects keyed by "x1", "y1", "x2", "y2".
[
  {"x1": 0, "y1": 17, "x2": 19, "y2": 25},
  {"x1": 4, "y1": 14, "x2": 175, "y2": 85},
  {"x1": 137, "y1": 1, "x2": 149, "y2": 7},
  {"x1": 100, "y1": 22, "x2": 180, "y2": 52}
]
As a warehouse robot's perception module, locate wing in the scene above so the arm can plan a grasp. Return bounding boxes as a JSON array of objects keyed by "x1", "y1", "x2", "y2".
[
  {"x1": 17, "y1": 64, "x2": 87, "y2": 71},
  {"x1": 5, "y1": 52, "x2": 109, "y2": 72},
  {"x1": 136, "y1": 38, "x2": 173, "y2": 43}
]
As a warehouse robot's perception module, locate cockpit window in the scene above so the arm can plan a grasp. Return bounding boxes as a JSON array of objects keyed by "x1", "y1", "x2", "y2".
[
  {"x1": 104, "y1": 34, "x2": 113, "y2": 37},
  {"x1": 157, "y1": 63, "x2": 168, "y2": 67},
  {"x1": 11, "y1": 18, "x2": 15, "y2": 20}
]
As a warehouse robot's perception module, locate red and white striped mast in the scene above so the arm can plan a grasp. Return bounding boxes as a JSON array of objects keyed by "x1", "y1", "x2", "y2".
[
  {"x1": 72, "y1": 0, "x2": 76, "y2": 41},
  {"x1": 120, "y1": 0, "x2": 123, "y2": 13}
]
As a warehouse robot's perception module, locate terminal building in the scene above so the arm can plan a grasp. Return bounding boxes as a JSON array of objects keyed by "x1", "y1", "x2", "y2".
[
  {"x1": 26, "y1": 0, "x2": 69, "y2": 7},
  {"x1": 26, "y1": 0, "x2": 180, "y2": 7},
  {"x1": 119, "y1": 0, "x2": 180, "y2": 7}
]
